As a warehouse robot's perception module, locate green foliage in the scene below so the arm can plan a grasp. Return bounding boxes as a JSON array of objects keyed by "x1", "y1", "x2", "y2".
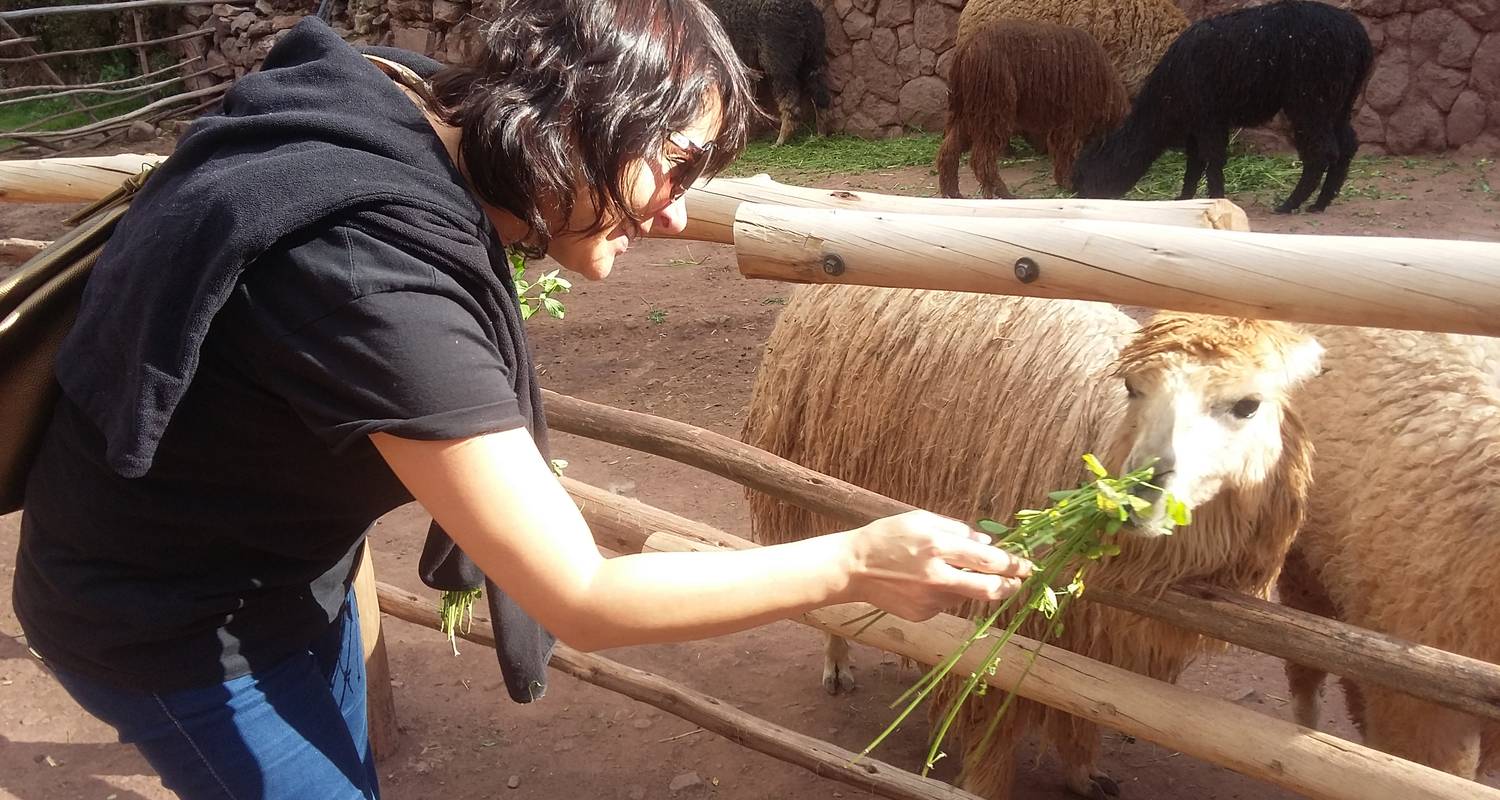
[
  {"x1": 508, "y1": 247, "x2": 571, "y2": 321},
  {"x1": 723, "y1": 132, "x2": 945, "y2": 179},
  {"x1": 858, "y1": 454, "x2": 1189, "y2": 773}
]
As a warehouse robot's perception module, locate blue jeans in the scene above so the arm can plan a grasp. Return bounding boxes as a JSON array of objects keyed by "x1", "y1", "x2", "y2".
[{"x1": 46, "y1": 588, "x2": 380, "y2": 800}]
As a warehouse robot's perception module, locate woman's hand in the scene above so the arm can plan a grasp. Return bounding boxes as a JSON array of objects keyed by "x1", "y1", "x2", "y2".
[{"x1": 845, "y1": 510, "x2": 1032, "y2": 622}]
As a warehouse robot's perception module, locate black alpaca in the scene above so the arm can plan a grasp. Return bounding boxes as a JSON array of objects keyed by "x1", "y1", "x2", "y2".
[
  {"x1": 702, "y1": 0, "x2": 831, "y2": 145},
  {"x1": 1072, "y1": 0, "x2": 1373, "y2": 213}
]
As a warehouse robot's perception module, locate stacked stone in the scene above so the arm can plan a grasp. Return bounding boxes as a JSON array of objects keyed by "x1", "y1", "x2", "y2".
[
  {"x1": 1353, "y1": 0, "x2": 1500, "y2": 154},
  {"x1": 175, "y1": 0, "x2": 487, "y2": 91},
  {"x1": 822, "y1": 0, "x2": 960, "y2": 137}
]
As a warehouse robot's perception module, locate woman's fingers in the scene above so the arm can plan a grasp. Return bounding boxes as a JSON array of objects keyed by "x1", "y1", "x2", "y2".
[{"x1": 940, "y1": 537, "x2": 1032, "y2": 579}]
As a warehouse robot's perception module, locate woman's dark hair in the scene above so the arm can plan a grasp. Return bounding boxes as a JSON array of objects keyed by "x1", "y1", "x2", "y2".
[{"x1": 429, "y1": 0, "x2": 759, "y2": 254}]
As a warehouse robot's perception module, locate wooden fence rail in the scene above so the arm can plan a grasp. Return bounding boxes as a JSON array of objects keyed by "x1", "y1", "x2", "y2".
[
  {"x1": 734, "y1": 203, "x2": 1500, "y2": 337},
  {"x1": 0, "y1": 27, "x2": 211, "y2": 64},
  {"x1": 550, "y1": 479, "x2": 1495, "y2": 800},
  {"x1": 539, "y1": 388, "x2": 1500, "y2": 725},
  {"x1": 377, "y1": 581, "x2": 987, "y2": 800},
  {"x1": 0, "y1": 0, "x2": 219, "y2": 22}
]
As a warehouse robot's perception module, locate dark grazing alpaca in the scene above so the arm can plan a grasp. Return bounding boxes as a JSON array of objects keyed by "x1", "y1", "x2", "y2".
[
  {"x1": 1072, "y1": 0, "x2": 1373, "y2": 213},
  {"x1": 702, "y1": 0, "x2": 831, "y2": 146}
]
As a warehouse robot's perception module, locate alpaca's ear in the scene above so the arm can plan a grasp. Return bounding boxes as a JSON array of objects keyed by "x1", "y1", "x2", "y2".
[{"x1": 1282, "y1": 334, "x2": 1324, "y2": 388}]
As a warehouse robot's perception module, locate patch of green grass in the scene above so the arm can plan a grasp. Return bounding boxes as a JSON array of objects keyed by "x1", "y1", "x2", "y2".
[
  {"x1": 719, "y1": 131, "x2": 1416, "y2": 208},
  {"x1": 723, "y1": 132, "x2": 944, "y2": 178},
  {"x1": 0, "y1": 90, "x2": 161, "y2": 149},
  {"x1": 646, "y1": 308, "x2": 668, "y2": 324}
]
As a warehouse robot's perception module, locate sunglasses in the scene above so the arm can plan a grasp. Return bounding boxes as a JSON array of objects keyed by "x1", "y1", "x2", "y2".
[{"x1": 666, "y1": 132, "x2": 715, "y2": 201}]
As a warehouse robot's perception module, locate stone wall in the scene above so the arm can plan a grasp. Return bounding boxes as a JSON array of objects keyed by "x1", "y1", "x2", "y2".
[
  {"x1": 181, "y1": 0, "x2": 1498, "y2": 154},
  {"x1": 821, "y1": 0, "x2": 962, "y2": 137},
  {"x1": 822, "y1": 0, "x2": 1500, "y2": 153},
  {"x1": 1352, "y1": 0, "x2": 1500, "y2": 154},
  {"x1": 174, "y1": 0, "x2": 491, "y2": 88}
]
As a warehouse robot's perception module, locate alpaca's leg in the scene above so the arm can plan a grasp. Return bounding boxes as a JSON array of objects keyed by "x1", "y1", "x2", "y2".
[
  {"x1": 763, "y1": 55, "x2": 803, "y2": 147},
  {"x1": 1048, "y1": 132, "x2": 1081, "y2": 191},
  {"x1": 773, "y1": 92, "x2": 800, "y2": 147},
  {"x1": 957, "y1": 709, "x2": 1023, "y2": 800},
  {"x1": 1200, "y1": 127, "x2": 1231, "y2": 199},
  {"x1": 1276, "y1": 546, "x2": 1335, "y2": 729},
  {"x1": 937, "y1": 123, "x2": 971, "y2": 199},
  {"x1": 1050, "y1": 714, "x2": 1119, "y2": 799},
  {"x1": 1286, "y1": 661, "x2": 1327, "y2": 729},
  {"x1": 1361, "y1": 684, "x2": 1482, "y2": 778},
  {"x1": 1178, "y1": 134, "x2": 1205, "y2": 200},
  {"x1": 1309, "y1": 122, "x2": 1358, "y2": 212},
  {"x1": 822, "y1": 633, "x2": 855, "y2": 695},
  {"x1": 971, "y1": 133, "x2": 1013, "y2": 199},
  {"x1": 1277, "y1": 124, "x2": 1336, "y2": 213}
]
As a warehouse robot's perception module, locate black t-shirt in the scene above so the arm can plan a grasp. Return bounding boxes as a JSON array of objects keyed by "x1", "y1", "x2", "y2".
[{"x1": 13, "y1": 30, "x2": 542, "y2": 691}]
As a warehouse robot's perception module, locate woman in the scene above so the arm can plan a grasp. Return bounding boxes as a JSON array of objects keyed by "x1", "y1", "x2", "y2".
[{"x1": 12, "y1": 0, "x2": 1031, "y2": 797}]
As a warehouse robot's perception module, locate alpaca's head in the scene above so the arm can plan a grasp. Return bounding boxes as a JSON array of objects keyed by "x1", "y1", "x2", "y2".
[{"x1": 1105, "y1": 313, "x2": 1322, "y2": 536}]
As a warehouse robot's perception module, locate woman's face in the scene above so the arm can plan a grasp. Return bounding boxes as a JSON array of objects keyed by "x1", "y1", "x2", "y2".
[{"x1": 543, "y1": 108, "x2": 720, "y2": 280}]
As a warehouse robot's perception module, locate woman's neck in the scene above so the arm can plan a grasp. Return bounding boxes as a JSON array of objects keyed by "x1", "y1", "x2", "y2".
[{"x1": 392, "y1": 82, "x2": 532, "y2": 246}]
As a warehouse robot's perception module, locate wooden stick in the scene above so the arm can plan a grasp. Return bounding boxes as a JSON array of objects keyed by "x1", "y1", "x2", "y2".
[
  {"x1": 0, "y1": 36, "x2": 40, "y2": 48},
  {"x1": 667, "y1": 173, "x2": 1249, "y2": 245},
  {"x1": 6, "y1": 83, "x2": 226, "y2": 142},
  {"x1": 540, "y1": 388, "x2": 1500, "y2": 724},
  {"x1": 7, "y1": 81, "x2": 167, "y2": 134},
  {"x1": 352, "y1": 542, "x2": 400, "y2": 761},
  {"x1": 734, "y1": 204, "x2": 1500, "y2": 337},
  {"x1": 377, "y1": 581, "x2": 985, "y2": 800},
  {"x1": 0, "y1": 64, "x2": 211, "y2": 109},
  {"x1": 0, "y1": 27, "x2": 212, "y2": 64},
  {"x1": 0, "y1": 57, "x2": 201, "y2": 98},
  {"x1": 0, "y1": 19, "x2": 98, "y2": 123},
  {"x1": 0, "y1": 0, "x2": 221, "y2": 22},
  {"x1": 129, "y1": 11, "x2": 152, "y2": 75},
  {"x1": 0, "y1": 154, "x2": 165, "y2": 203},
  {"x1": 501, "y1": 483, "x2": 1496, "y2": 800},
  {"x1": 0, "y1": 237, "x2": 49, "y2": 266}
]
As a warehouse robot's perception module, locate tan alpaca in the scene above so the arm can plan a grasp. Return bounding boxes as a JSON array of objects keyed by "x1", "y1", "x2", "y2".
[
  {"x1": 1279, "y1": 324, "x2": 1500, "y2": 781},
  {"x1": 743, "y1": 286, "x2": 1320, "y2": 799}
]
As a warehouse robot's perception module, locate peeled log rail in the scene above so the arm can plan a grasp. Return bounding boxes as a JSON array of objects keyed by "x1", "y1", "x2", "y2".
[
  {"x1": 734, "y1": 204, "x2": 1500, "y2": 337},
  {"x1": 376, "y1": 581, "x2": 986, "y2": 800},
  {"x1": 667, "y1": 173, "x2": 1248, "y2": 244},
  {"x1": 1, "y1": 237, "x2": 49, "y2": 266},
  {"x1": 541, "y1": 481, "x2": 1494, "y2": 800},
  {"x1": 540, "y1": 388, "x2": 1500, "y2": 725},
  {"x1": 0, "y1": 154, "x2": 165, "y2": 203}
]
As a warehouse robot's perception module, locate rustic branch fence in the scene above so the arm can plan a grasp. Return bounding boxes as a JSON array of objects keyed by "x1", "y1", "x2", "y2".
[
  {"x1": 0, "y1": 0, "x2": 226, "y2": 156},
  {"x1": 6, "y1": 160, "x2": 1500, "y2": 799}
]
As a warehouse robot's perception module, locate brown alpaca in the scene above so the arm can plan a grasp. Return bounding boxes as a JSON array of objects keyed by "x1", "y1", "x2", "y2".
[
  {"x1": 743, "y1": 288, "x2": 1321, "y2": 800},
  {"x1": 956, "y1": 0, "x2": 1188, "y2": 98},
  {"x1": 1279, "y1": 324, "x2": 1500, "y2": 781},
  {"x1": 936, "y1": 20, "x2": 1128, "y2": 199}
]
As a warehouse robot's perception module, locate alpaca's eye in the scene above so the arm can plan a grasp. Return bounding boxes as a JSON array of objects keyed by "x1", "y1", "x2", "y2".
[
  {"x1": 1124, "y1": 379, "x2": 1141, "y2": 399},
  {"x1": 1231, "y1": 398, "x2": 1262, "y2": 419}
]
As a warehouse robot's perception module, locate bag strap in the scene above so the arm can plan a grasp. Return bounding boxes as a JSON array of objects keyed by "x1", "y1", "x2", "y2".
[{"x1": 65, "y1": 160, "x2": 158, "y2": 227}]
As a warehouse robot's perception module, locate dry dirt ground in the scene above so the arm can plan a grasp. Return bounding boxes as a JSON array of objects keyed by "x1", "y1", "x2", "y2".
[{"x1": 2, "y1": 137, "x2": 1499, "y2": 800}]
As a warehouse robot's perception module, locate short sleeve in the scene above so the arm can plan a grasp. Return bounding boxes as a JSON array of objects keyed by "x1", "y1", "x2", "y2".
[{"x1": 220, "y1": 220, "x2": 529, "y2": 452}]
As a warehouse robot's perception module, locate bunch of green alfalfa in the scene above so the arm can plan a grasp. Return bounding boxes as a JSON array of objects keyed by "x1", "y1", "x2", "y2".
[{"x1": 857, "y1": 454, "x2": 1190, "y2": 774}]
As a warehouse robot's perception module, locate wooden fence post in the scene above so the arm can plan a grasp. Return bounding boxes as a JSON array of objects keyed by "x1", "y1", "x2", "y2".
[{"x1": 352, "y1": 541, "x2": 400, "y2": 761}]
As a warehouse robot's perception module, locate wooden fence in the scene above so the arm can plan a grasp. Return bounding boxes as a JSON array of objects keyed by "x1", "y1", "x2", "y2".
[
  {"x1": 0, "y1": 0, "x2": 223, "y2": 156},
  {"x1": 6, "y1": 158, "x2": 1500, "y2": 799}
]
